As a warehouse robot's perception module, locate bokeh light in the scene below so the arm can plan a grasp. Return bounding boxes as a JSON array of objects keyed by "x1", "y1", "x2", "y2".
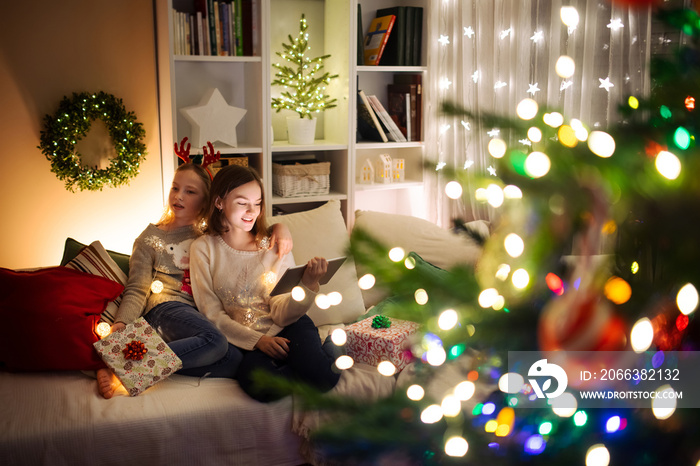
[
  {"x1": 454, "y1": 380, "x2": 476, "y2": 400},
  {"x1": 445, "y1": 436, "x2": 469, "y2": 457},
  {"x1": 560, "y1": 6, "x2": 579, "y2": 28},
  {"x1": 438, "y1": 309, "x2": 459, "y2": 330},
  {"x1": 421, "y1": 404, "x2": 443, "y2": 424},
  {"x1": 631, "y1": 317, "x2": 654, "y2": 352},
  {"x1": 406, "y1": 384, "x2": 425, "y2": 400},
  {"x1": 555, "y1": 55, "x2": 575, "y2": 78},
  {"x1": 389, "y1": 247, "x2": 406, "y2": 262},
  {"x1": 524, "y1": 151, "x2": 551, "y2": 178},
  {"x1": 511, "y1": 268, "x2": 530, "y2": 289},
  {"x1": 652, "y1": 385, "x2": 677, "y2": 419},
  {"x1": 504, "y1": 233, "x2": 525, "y2": 257},
  {"x1": 330, "y1": 328, "x2": 347, "y2": 345},
  {"x1": 655, "y1": 150, "x2": 681, "y2": 180},
  {"x1": 377, "y1": 361, "x2": 396, "y2": 376},
  {"x1": 527, "y1": 126, "x2": 543, "y2": 142},
  {"x1": 291, "y1": 286, "x2": 306, "y2": 301},
  {"x1": 604, "y1": 276, "x2": 632, "y2": 304},
  {"x1": 335, "y1": 355, "x2": 354, "y2": 370},
  {"x1": 588, "y1": 131, "x2": 615, "y2": 158},
  {"x1": 445, "y1": 180, "x2": 463, "y2": 199},
  {"x1": 585, "y1": 444, "x2": 610, "y2": 466},
  {"x1": 488, "y1": 138, "x2": 507, "y2": 158},
  {"x1": 677, "y1": 283, "x2": 699, "y2": 315},
  {"x1": 358, "y1": 273, "x2": 376, "y2": 290},
  {"x1": 516, "y1": 98, "x2": 539, "y2": 120}
]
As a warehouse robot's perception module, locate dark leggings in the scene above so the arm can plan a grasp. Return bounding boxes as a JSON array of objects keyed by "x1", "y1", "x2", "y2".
[{"x1": 236, "y1": 315, "x2": 341, "y2": 402}]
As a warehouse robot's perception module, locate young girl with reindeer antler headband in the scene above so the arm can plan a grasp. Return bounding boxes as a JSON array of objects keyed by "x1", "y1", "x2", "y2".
[{"x1": 96, "y1": 139, "x2": 294, "y2": 399}]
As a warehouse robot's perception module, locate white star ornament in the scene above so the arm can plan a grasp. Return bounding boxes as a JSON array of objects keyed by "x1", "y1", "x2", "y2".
[{"x1": 180, "y1": 88, "x2": 246, "y2": 148}]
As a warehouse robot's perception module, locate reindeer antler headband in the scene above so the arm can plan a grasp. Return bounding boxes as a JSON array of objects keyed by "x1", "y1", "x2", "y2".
[{"x1": 174, "y1": 137, "x2": 221, "y2": 179}]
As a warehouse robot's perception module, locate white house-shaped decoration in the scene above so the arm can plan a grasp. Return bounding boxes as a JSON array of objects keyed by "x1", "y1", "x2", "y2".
[
  {"x1": 393, "y1": 158, "x2": 405, "y2": 182},
  {"x1": 375, "y1": 153, "x2": 392, "y2": 184},
  {"x1": 360, "y1": 159, "x2": 374, "y2": 184}
]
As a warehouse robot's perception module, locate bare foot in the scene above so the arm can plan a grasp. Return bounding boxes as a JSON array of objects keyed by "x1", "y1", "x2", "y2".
[{"x1": 96, "y1": 367, "x2": 120, "y2": 399}]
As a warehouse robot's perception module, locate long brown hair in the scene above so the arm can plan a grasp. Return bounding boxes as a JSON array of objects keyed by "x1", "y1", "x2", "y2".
[
  {"x1": 158, "y1": 163, "x2": 212, "y2": 232},
  {"x1": 207, "y1": 165, "x2": 269, "y2": 245}
]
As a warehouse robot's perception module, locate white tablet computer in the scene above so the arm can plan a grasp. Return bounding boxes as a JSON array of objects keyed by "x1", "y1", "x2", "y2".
[{"x1": 270, "y1": 257, "x2": 347, "y2": 296}]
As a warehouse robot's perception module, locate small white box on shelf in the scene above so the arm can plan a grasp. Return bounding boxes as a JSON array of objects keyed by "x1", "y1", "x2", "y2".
[
  {"x1": 360, "y1": 159, "x2": 374, "y2": 184},
  {"x1": 375, "y1": 153, "x2": 392, "y2": 184},
  {"x1": 393, "y1": 158, "x2": 405, "y2": 182}
]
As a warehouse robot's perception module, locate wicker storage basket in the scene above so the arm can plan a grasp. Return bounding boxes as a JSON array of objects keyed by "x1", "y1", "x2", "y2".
[{"x1": 272, "y1": 161, "x2": 330, "y2": 198}]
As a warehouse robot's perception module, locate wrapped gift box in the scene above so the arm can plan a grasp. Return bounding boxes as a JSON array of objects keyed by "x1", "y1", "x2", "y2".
[
  {"x1": 345, "y1": 316, "x2": 420, "y2": 371},
  {"x1": 93, "y1": 317, "x2": 182, "y2": 396}
]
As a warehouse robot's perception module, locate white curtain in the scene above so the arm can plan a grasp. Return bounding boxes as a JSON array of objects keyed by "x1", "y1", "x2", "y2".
[{"x1": 425, "y1": 0, "x2": 651, "y2": 226}]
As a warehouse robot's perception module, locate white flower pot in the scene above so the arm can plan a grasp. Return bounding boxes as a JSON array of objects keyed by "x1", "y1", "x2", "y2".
[{"x1": 286, "y1": 116, "x2": 317, "y2": 145}]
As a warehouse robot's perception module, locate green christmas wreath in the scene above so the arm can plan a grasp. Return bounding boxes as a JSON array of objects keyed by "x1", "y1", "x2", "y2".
[{"x1": 38, "y1": 91, "x2": 147, "y2": 192}]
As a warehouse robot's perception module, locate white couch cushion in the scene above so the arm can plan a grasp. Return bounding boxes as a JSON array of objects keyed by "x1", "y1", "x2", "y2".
[{"x1": 268, "y1": 200, "x2": 365, "y2": 326}]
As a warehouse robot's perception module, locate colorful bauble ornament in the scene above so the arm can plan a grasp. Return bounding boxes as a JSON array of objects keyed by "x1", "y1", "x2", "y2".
[
  {"x1": 39, "y1": 91, "x2": 147, "y2": 192},
  {"x1": 538, "y1": 289, "x2": 627, "y2": 352}
]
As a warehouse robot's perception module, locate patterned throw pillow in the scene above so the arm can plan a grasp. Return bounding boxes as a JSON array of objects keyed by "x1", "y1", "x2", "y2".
[{"x1": 65, "y1": 241, "x2": 128, "y2": 324}]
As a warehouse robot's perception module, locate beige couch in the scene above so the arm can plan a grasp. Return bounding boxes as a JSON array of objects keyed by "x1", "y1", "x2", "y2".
[{"x1": 0, "y1": 201, "x2": 483, "y2": 466}]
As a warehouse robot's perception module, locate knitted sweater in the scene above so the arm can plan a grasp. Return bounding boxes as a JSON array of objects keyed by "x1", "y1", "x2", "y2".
[
  {"x1": 190, "y1": 234, "x2": 316, "y2": 351},
  {"x1": 114, "y1": 224, "x2": 198, "y2": 325}
]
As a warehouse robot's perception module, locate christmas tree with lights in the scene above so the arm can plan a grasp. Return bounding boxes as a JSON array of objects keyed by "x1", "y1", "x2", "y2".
[
  {"x1": 265, "y1": 3, "x2": 700, "y2": 465},
  {"x1": 271, "y1": 14, "x2": 338, "y2": 119}
]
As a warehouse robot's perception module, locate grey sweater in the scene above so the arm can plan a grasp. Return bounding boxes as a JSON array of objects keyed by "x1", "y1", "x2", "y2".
[{"x1": 114, "y1": 224, "x2": 198, "y2": 325}]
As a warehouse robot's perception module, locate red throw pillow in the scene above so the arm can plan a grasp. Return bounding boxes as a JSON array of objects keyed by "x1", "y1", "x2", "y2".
[{"x1": 0, "y1": 267, "x2": 124, "y2": 371}]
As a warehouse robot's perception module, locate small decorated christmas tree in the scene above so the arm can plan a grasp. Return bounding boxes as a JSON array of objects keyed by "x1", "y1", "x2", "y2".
[{"x1": 271, "y1": 14, "x2": 338, "y2": 120}]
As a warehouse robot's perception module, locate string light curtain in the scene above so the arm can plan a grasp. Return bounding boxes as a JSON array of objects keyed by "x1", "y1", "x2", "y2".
[{"x1": 427, "y1": 0, "x2": 651, "y2": 226}]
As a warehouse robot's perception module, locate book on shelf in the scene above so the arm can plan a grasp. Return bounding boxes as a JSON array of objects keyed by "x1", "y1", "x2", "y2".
[
  {"x1": 357, "y1": 3, "x2": 364, "y2": 66},
  {"x1": 375, "y1": 6, "x2": 423, "y2": 66},
  {"x1": 367, "y1": 95, "x2": 407, "y2": 142},
  {"x1": 363, "y1": 15, "x2": 395, "y2": 66},
  {"x1": 376, "y1": 6, "x2": 405, "y2": 66},
  {"x1": 357, "y1": 90, "x2": 388, "y2": 143},
  {"x1": 386, "y1": 89, "x2": 409, "y2": 141},
  {"x1": 391, "y1": 73, "x2": 422, "y2": 141}
]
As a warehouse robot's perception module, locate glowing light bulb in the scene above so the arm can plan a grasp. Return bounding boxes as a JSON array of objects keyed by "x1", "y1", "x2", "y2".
[
  {"x1": 486, "y1": 184, "x2": 505, "y2": 208},
  {"x1": 291, "y1": 286, "x2": 306, "y2": 301},
  {"x1": 555, "y1": 56, "x2": 575, "y2": 78},
  {"x1": 495, "y1": 264, "x2": 511, "y2": 281},
  {"x1": 560, "y1": 6, "x2": 579, "y2": 28},
  {"x1": 95, "y1": 322, "x2": 111, "y2": 339},
  {"x1": 445, "y1": 181, "x2": 463, "y2": 199},
  {"x1": 558, "y1": 125, "x2": 578, "y2": 147},
  {"x1": 438, "y1": 309, "x2": 459, "y2": 330},
  {"x1": 415, "y1": 288, "x2": 429, "y2": 305},
  {"x1": 511, "y1": 269, "x2": 530, "y2": 289},
  {"x1": 499, "y1": 372, "x2": 524, "y2": 393},
  {"x1": 677, "y1": 283, "x2": 698, "y2": 315},
  {"x1": 406, "y1": 384, "x2": 425, "y2": 400},
  {"x1": 543, "y1": 112, "x2": 564, "y2": 128},
  {"x1": 358, "y1": 273, "x2": 376, "y2": 290},
  {"x1": 503, "y1": 185, "x2": 522, "y2": 199},
  {"x1": 445, "y1": 436, "x2": 469, "y2": 457},
  {"x1": 441, "y1": 394, "x2": 462, "y2": 417},
  {"x1": 604, "y1": 277, "x2": 632, "y2": 304},
  {"x1": 552, "y1": 393, "x2": 577, "y2": 417},
  {"x1": 488, "y1": 138, "x2": 507, "y2": 158},
  {"x1": 388, "y1": 247, "x2": 405, "y2": 262},
  {"x1": 331, "y1": 328, "x2": 347, "y2": 345},
  {"x1": 587, "y1": 131, "x2": 615, "y2": 158},
  {"x1": 150, "y1": 280, "x2": 164, "y2": 294},
  {"x1": 655, "y1": 150, "x2": 681, "y2": 180},
  {"x1": 585, "y1": 444, "x2": 610, "y2": 466},
  {"x1": 524, "y1": 151, "x2": 551, "y2": 178},
  {"x1": 631, "y1": 317, "x2": 654, "y2": 352},
  {"x1": 516, "y1": 98, "x2": 539, "y2": 120},
  {"x1": 335, "y1": 355, "x2": 354, "y2": 370},
  {"x1": 478, "y1": 288, "x2": 499, "y2": 308},
  {"x1": 527, "y1": 126, "x2": 542, "y2": 142},
  {"x1": 420, "y1": 404, "x2": 443, "y2": 424},
  {"x1": 377, "y1": 360, "x2": 396, "y2": 376},
  {"x1": 426, "y1": 346, "x2": 447, "y2": 366},
  {"x1": 651, "y1": 384, "x2": 677, "y2": 419},
  {"x1": 454, "y1": 380, "x2": 476, "y2": 400},
  {"x1": 504, "y1": 233, "x2": 525, "y2": 257}
]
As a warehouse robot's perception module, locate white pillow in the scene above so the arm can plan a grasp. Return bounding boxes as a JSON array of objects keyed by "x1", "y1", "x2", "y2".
[
  {"x1": 352, "y1": 210, "x2": 484, "y2": 308},
  {"x1": 268, "y1": 200, "x2": 365, "y2": 326}
]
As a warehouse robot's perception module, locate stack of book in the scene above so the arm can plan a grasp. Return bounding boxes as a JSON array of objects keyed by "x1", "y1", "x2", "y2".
[
  {"x1": 357, "y1": 73, "x2": 422, "y2": 143},
  {"x1": 372, "y1": 6, "x2": 423, "y2": 67},
  {"x1": 172, "y1": 0, "x2": 257, "y2": 57}
]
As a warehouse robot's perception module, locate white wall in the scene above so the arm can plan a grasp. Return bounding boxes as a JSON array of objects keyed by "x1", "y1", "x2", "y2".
[{"x1": 0, "y1": 0, "x2": 165, "y2": 268}]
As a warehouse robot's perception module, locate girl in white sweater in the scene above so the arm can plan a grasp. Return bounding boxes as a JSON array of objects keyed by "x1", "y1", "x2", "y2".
[{"x1": 190, "y1": 165, "x2": 341, "y2": 401}]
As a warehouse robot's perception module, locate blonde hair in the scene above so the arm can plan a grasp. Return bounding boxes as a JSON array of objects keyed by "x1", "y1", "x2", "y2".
[
  {"x1": 207, "y1": 165, "x2": 269, "y2": 245},
  {"x1": 157, "y1": 163, "x2": 212, "y2": 232}
]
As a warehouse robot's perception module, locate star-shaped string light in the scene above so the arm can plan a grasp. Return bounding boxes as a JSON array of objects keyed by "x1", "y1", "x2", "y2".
[
  {"x1": 472, "y1": 71, "x2": 480, "y2": 83},
  {"x1": 599, "y1": 77, "x2": 614, "y2": 92},
  {"x1": 439, "y1": 35, "x2": 450, "y2": 46},
  {"x1": 436, "y1": 162, "x2": 447, "y2": 171},
  {"x1": 500, "y1": 28, "x2": 512, "y2": 39},
  {"x1": 487, "y1": 165, "x2": 497, "y2": 176},
  {"x1": 487, "y1": 128, "x2": 500, "y2": 137},
  {"x1": 607, "y1": 19, "x2": 624, "y2": 31},
  {"x1": 464, "y1": 160, "x2": 474, "y2": 169},
  {"x1": 531, "y1": 30, "x2": 543, "y2": 42},
  {"x1": 440, "y1": 77, "x2": 453, "y2": 90},
  {"x1": 180, "y1": 88, "x2": 246, "y2": 148},
  {"x1": 494, "y1": 81, "x2": 507, "y2": 89},
  {"x1": 461, "y1": 121, "x2": 471, "y2": 131},
  {"x1": 464, "y1": 26, "x2": 475, "y2": 38},
  {"x1": 527, "y1": 83, "x2": 541, "y2": 95},
  {"x1": 560, "y1": 80, "x2": 573, "y2": 91},
  {"x1": 519, "y1": 139, "x2": 532, "y2": 146}
]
